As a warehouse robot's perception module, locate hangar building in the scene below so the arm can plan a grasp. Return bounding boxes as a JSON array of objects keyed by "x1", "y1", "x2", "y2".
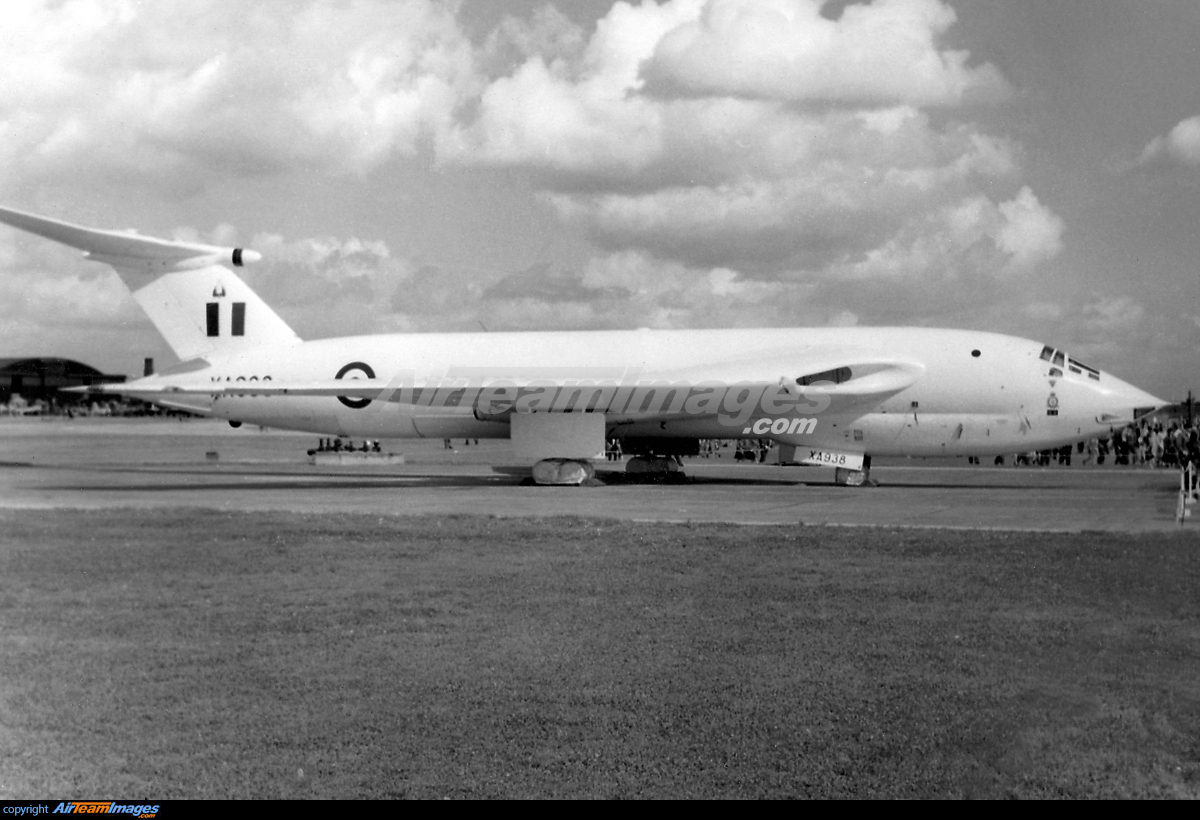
[{"x1": 0, "y1": 358, "x2": 126, "y2": 406}]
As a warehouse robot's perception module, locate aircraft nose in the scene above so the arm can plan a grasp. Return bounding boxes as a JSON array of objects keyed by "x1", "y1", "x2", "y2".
[{"x1": 1092, "y1": 375, "x2": 1166, "y2": 424}]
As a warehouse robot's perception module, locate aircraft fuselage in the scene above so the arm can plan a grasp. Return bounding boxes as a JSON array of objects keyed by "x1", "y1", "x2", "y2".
[{"x1": 184, "y1": 326, "x2": 1155, "y2": 458}]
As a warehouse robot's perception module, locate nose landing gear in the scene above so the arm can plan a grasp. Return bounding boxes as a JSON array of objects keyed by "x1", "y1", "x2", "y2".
[{"x1": 834, "y1": 456, "x2": 875, "y2": 487}]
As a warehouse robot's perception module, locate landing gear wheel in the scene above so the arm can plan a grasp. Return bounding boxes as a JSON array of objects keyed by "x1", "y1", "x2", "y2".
[
  {"x1": 836, "y1": 468, "x2": 868, "y2": 486},
  {"x1": 834, "y1": 456, "x2": 875, "y2": 487},
  {"x1": 531, "y1": 458, "x2": 596, "y2": 486}
]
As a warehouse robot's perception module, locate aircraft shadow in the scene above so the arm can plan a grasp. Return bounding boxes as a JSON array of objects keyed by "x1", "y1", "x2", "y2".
[
  {"x1": 21, "y1": 461, "x2": 1165, "y2": 493},
  {"x1": 46, "y1": 475, "x2": 512, "y2": 492}
]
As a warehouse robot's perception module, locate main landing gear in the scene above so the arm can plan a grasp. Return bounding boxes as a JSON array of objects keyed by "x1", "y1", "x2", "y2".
[
  {"x1": 514, "y1": 413, "x2": 605, "y2": 486},
  {"x1": 527, "y1": 456, "x2": 687, "y2": 485},
  {"x1": 531, "y1": 458, "x2": 597, "y2": 486}
]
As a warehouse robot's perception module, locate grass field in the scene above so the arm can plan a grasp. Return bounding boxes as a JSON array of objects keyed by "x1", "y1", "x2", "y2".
[{"x1": 1, "y1": 509, "x2": 1197, "y2": 798}]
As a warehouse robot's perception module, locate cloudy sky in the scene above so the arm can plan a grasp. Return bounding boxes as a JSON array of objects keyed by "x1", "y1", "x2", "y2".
[{"x1": 1, "y1": 0, "x2": 1197, "y2": 399}]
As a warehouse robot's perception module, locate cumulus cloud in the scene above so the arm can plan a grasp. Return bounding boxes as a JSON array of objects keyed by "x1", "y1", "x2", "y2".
[
  {"x1": 5, "y1": 1, "x2": 1049, "y2": 287},
  {"x1": 642, "y1": 0, "x2": 1010, "y2": 106},
  {"x1": 439, "y1": 0, "x2": 1056, "y2": 304},
  {"x1": 478, "y1": 4, "x2": 587, "y2": 76},
  {"x1": 994, "y1": 187, "x2": 1065, "y2": 271},
  {"x1": 1138, "y1": 115, "x2": 1200, "y2": 169},
  {"x1": 0, "y1": 0, "x2": 1068, "y2": 363},
  {"x1": 1022, "y1": 301, "x2": 1064, "y2": 322},
  {"x1": 0, "y1": 0, "x2": 476, "y2": 188},
  {"x1": 361, "y1": 250, "x2": 846, "y2": 335},
  {"x1": 0, "y1": 226, "x2": 155, "y2": 366},
  {"x1": 829, "y1": 187, "x2": 1061, "y2": 282},
  {"x1": 544, "y1": 111, "x2": 1023, "y2": 271},
  {"x1": 484, "y1": 263, "x2": 629, "y2": 304},
  {"x1": 442, "y1": 0, "x2": 1010, "y2": 175},
  {"x1": 1081, "y1": 295, "x2": 1146, "y2": 332},
  {"x1": 241, "y1": 231, "x2": 409, "y2": 340},
  {"x1": 0, "y1": 269, "x2": 134, "y2": 331},
  {"x1": 440, "y1": 56, "x2": 664, "y2": 176}
]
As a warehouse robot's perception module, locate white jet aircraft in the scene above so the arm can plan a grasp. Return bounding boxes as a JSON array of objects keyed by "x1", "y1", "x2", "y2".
[{"x1": 0, "y1": 205, "x2": 1164, "y2": 485}]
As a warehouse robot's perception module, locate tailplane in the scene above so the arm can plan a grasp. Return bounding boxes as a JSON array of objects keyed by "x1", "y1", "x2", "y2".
[{"x1": 0, "y1": 205, "x2": 300, "y2": 361}]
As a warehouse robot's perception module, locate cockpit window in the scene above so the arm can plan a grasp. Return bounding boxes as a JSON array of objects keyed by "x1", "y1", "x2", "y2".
[
  {"x1": 1041, "y1": 345, "x2": 1102, "y2": 381},
  {"x1": 1069, "y1": 357, "x2": 1101, "y2": 381}
]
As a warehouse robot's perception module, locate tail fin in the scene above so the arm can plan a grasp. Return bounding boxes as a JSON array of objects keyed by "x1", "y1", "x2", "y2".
[{"x1": 0, "y1": 205, "x2": 300, "y2": 361}]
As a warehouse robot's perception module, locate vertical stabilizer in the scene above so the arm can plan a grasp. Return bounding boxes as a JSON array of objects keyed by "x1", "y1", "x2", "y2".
[{"x1": 0, "y1": 205, "x2": 300, "y2": 361}]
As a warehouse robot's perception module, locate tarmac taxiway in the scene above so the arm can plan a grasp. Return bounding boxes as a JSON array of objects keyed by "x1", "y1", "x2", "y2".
[
  {"x1": 3, "y1": 417, "x2": 1192, "y2": 532},
  {"x1": 0, "y1": 417, "x2": 1191, "y2": 532}
]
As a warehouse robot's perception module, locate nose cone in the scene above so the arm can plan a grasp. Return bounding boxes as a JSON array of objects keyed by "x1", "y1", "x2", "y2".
[{"x1": 1093, "y1": 374, "x2": 1166, "y2": 425}]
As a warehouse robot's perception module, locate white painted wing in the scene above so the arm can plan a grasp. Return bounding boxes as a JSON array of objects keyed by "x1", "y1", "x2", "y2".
[
  {"x1": 67, "y1": 357, "x2": 922, "y2": 412},
  {"x1": 63, "y1": 380, "x2": 397, "y2": 399}
]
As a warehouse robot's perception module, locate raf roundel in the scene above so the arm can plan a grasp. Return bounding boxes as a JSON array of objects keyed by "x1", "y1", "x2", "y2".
[{"x1": 335, "y1": 361, "x2": 376, "y2": 409}]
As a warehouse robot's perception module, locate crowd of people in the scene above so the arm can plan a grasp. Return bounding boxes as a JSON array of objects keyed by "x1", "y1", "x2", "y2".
[
  {"x1": 604, "y1": 439, "x2": 773, "y2": 462},
  {"x1": 997, "y1": 418, "x2": 1199, "y2": 470},
  {"x1": 315, "y1": 437, "x2": 382, "y2": 453}
]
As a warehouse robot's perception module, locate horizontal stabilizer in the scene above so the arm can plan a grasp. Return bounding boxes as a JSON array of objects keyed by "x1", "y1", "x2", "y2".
[{"x1": 0, "y1": 205, "x2": 257, "y2": 271}]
